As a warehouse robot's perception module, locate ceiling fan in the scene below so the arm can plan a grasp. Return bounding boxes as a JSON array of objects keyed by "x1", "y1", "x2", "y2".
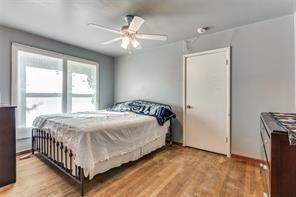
[{"x1": 88, "y1": 15, "x2": 168, "y2": 50}]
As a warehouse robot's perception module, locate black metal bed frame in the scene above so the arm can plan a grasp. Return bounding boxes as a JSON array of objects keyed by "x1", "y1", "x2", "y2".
[
  {"x1": 32, "y1": 128, "x2": 86, "y2": 196},
  {"x1": 32, "y1": 119, "x2": 172, "y2": 197}
]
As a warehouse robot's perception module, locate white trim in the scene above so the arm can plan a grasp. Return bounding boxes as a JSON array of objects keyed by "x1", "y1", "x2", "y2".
[
  {"x1": 226, "y1": 47, "x2": 231, "y2": 157},
  {"x1": 182, "y1": 47, "x2": 231, "y2": 157},
  {"x1": 183, "y1": 47, "x2": 230, "y2": 58},
  {"x1": 182, "y1": 55, "x2": 187, "y2": 147},
  {"x1": 11, "y1": 43, "x2": 98, "y2": 66}
]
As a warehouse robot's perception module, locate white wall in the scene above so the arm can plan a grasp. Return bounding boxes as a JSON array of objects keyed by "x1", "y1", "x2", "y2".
[
  {"x1": 115, "y1": 15, "x2": 295, "y2": 159},
  {"x1": 0, "y1": 25, "x2": 114, "y2": 109}
]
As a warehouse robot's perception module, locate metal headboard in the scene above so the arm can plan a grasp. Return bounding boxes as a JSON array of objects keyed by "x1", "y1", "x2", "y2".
[{"x1": 114, "y1": 99, "x2": 173, "y2": 109}]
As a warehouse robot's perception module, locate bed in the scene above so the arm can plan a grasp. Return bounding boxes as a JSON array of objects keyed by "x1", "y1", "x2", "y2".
[{"x1": 31, "y1": 100, "x2": 175, "y2": 196}]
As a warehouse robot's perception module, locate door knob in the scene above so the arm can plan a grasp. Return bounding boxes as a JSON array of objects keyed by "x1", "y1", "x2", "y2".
[{"x1": 186, "y1": 105, "x2": 192, "y2": 109}]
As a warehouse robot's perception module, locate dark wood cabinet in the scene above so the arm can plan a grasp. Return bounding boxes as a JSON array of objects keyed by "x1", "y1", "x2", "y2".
[
  {"x1": 260, "y1": 113, "x2": 296, "y2": 197},
  {"x1": 0, "y1": 106, "x2": 16, "y2": 187}
]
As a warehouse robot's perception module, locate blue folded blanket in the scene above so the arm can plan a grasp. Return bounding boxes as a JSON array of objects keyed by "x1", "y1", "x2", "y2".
[{"x1": 108, "y1": 100, "x2": 176, "y2": 125}]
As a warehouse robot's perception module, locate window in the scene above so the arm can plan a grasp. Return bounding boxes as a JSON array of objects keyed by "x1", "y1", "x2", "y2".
[
  {"x1": 12, "y1": 43, "x2": 99, "y2": 148},
  {"x1": 20, "y1": 51, "x2": 64, "y2": 127},
  {"x1": 67, "y1": 60, "x2": 97, "y2": 113}
]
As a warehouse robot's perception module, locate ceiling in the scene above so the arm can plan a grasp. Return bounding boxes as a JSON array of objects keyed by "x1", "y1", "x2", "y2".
[{"x1": 0, "y1": 0, "x2": 294, "y2": 56}]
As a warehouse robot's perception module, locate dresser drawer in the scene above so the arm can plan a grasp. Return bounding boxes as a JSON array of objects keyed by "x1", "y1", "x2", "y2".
[
  {"x1": 260, "y1": 161, "x2": 270, "y2": 197},
  {"x1": 260, "y1": 119, "x2": 271, "y2": 196},
  {"x1": 260, "y1": 119, "x2": 271, "y2": 166},
  {"x1": 260, "y1": 112, "x2": 296, "y2": 197}
]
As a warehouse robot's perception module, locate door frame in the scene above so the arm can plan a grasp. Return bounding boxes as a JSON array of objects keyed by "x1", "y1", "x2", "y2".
[{"x1": 182, "y1": 47, "x2": 231, "y2": 157}]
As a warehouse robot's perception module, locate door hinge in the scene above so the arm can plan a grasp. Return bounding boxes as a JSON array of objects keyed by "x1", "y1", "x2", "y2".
[
  {"x1": 226, "y1": 59, "x2": 229, "y2": 64},
  {"x1": 226, "y1": 137, "x2": 228, "y2": 143}
]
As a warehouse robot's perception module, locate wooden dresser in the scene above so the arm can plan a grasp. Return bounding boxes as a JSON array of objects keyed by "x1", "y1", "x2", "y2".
[
  {"x1": 260, "y1": 112, "x2": 296, "y2": 197},
  {"x1": 0, "y1": 106, "x2": 16, "y2": 187}
]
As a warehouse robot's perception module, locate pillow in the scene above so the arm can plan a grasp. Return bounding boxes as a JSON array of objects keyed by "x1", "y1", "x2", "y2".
[{"x1": 108, "y1": 101, "x2": 133, "y2": 112}]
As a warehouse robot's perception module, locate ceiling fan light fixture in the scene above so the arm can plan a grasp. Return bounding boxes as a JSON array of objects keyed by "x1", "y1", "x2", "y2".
[
  {"x1": 89, "y1": 15, "x2": 168, "y2": 50},
  {"x1": 121, "y1": 42, "x2": 128, "y2": 49},
  {"x1": 131, "y1": 39, "x2": 140, "y2": 48},
  {"x1": 121, "y1": 36, "x2": 130, "y2": 49}
]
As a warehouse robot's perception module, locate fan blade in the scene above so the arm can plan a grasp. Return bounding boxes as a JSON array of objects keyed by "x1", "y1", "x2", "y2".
[
  {"x1": 128, "y1": 16, "x2": 145, "y2": 33},
  {"x1": 136, "y1": 33, "x2": 167, "y2": 41},
  {"x1": 131, "y1": 39, "x2": 142, "y2": 49},
  {"x1": 88, "y1": 23, "x2": 122, "y2": 35},
  {"x1": 102, "y1": 37, "x2": 122, "y2": 45}
]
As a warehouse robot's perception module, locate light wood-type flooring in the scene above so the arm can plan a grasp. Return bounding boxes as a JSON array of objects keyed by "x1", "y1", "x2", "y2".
[{"x1": 0, "y1": 145, "x2": 265, "y2": 197}]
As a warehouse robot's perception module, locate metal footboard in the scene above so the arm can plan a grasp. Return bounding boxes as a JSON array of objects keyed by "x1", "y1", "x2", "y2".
[
  {"x1": 167, "y1": 119, "x2": 173, "y2": 145},
  {"x1": 32, "y1": 128, "x2": 86, "y2": 196}
]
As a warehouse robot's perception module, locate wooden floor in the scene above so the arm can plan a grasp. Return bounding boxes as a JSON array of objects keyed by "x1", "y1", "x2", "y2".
[{"x1": 0, "y1": 145, "x2": 265, "y2": 197}]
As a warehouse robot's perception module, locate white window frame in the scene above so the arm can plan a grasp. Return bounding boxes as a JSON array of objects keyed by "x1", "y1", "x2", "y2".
[{"x1": 11, "y1": 43, "x2": 99, "y2": 121}]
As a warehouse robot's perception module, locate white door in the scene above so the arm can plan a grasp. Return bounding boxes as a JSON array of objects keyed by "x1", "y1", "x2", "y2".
[{"x1": 184, "y1": 48, "x2": 230, "y2": 156}]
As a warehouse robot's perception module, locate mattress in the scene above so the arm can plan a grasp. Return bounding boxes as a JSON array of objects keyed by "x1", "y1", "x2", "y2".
[{"x1": 33, "y1": 110, "x2": 169, "y2": 178}]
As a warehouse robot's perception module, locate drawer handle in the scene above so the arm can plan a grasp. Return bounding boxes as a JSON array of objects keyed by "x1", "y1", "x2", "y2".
[
  {"x1": 263, "y1": 192, "x2": 268, "y2": 197},
  {"x1": 260, "y1": 163, "x2": 268, "y2": 171}
]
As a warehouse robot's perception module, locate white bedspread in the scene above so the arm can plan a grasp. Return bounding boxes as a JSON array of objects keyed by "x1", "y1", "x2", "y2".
[{"x1": 33, "y1": 110, "x2": 168, "y2": 177}]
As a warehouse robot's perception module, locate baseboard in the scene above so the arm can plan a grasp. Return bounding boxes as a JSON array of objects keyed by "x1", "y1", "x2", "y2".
[
  {"x1": 172, "y1": 141, "x2": 183, "y2": 146},
  {"x1": 231, "y1": 154, "x2": 265, "y2": 165},
  {"x1": 16, "y1": 148, "x2": 32, "y2": 157}
]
